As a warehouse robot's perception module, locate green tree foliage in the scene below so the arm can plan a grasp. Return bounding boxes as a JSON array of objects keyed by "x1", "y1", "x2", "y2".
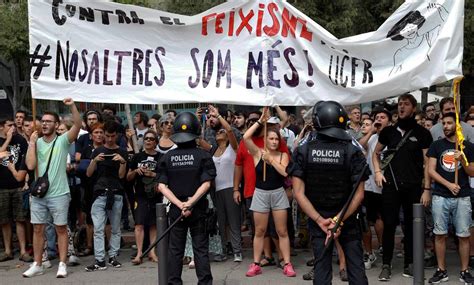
[{"x1": 0, "y1": 0, "x2": 30, "y2": 113}]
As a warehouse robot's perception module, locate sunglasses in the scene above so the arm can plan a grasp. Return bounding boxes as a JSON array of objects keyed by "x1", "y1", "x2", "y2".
[
  {"x1": 144, "y1": 137, "x2": 156, "y2": 141},
  {"x1": 162, "y1": 121, "x2": 173, "y2": 126},
  {"x1": 148, "y1": 124, "x2": 155, "y2": 128},
  {"x1": 247, "y1": 119, "x2": 258, "y2": 123}
]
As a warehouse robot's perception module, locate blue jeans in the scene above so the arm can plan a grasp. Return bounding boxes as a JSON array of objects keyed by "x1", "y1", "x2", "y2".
[
  {"x1": 432, "y1": 195, "x2": 472, "y2": 237},
  {"x1": 91, "y1": 195, "x2": 123, "y2": 262}
]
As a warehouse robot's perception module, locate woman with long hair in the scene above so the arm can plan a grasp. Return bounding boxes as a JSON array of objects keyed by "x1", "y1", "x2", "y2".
[{"x1": 244, "y1": 107, "x2": 296, "y2": 278}]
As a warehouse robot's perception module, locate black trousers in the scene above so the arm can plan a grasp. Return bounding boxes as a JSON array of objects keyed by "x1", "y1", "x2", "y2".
[
  {"x1": 168, "y1": 213, "x2": 212, "y2": 285},
  {"x1": 310, "y1": 219, "x2": 368, "y2": 285},
  {"x1": 381, "y1": 182, "x2": 421, "y2": 266}
]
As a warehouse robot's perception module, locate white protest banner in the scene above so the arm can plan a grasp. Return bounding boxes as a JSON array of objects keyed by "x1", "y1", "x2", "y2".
[{"x1": 28, "y1": 0, "x2": 463, "y2": 106}]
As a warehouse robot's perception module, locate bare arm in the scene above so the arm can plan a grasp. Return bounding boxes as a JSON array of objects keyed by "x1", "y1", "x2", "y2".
[
  {"x1": 0, "y1": 127, "x2": 13, "y2": 152},
  {"x1": 243, "y1": 107, "x2": 270, "y2": 157},
  {"x1": 26, "y1": 131, "x2": 38, "y2": 171},
  {"x1": 372, "y1": 142, "x2": 386, "y2": 187},
  {"x1": 64, "y1": 98, "x2": 82, "y2": 143},
  {"x1": 158, "y1": 183, "x2": 184, "y2": 210},
  {"x1": 208, "y1": 105, "x2": 238, "y2": 151},
  {"x1": 274, "y1": 106, "x2": 288, "y2": 129},
  {"x1": 420, "y1": 149, "x2": 431, "y2": 206},
  {"x1": 293, "y1": 176, "x2": 332, "y2": 233},
  {"x1": 265, "y1": 151, "x2": 289, "y2": 177},
  {"x1": 233, "y1": 165, "x2": 243, "y2": 204},
  {"x1": 86, "y1": 153, "x2": 103, "y2": 177},
  {"x1": 7, "y1": 163, "x2": 27, "y2": 182}
]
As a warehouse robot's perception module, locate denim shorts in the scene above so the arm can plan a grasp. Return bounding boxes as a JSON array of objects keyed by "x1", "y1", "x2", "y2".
[
  {"x1": 432, "y1": 195, "x2": 472, "y2": 237},
  {"x1": 30, "y1": 193, "x2": 71, "y2": 226},
  {"x1": 250, "y1": 187, "x2": 289, "y2": 213}
]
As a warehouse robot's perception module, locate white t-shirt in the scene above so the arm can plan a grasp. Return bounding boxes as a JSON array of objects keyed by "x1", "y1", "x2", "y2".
[
  {"x1": 364, "y1": 134, "x2": 382, "y2": 194},
  {"x1": 213, "y1": 144, "x2": 236, "y2": 191},
  {"x1": 281, "y1": 127, "x2": 296, "y2": 151}
]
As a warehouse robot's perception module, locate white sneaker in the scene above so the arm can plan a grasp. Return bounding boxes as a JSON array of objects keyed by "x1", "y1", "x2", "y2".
[
  {"x1": 23, "y1": 262, "x2": 44, "y2": 278},
  {"x1": 68, "y1": 255, "x2": 80, "y2": 266},
  {"x1": 43, "y1": 260, "x2": 52, "y2": 269},
  {"x1": 233, "y1": 253, "x2": 243, "y2": 262},
  {"x1": 56, "y1": 261, "x2": 68, "y2": 278},
  {"x1": 364, "y1": 253, "x2": 377, "y2": 270}
]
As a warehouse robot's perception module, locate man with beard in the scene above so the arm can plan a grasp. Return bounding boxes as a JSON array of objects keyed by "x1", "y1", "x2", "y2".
[
  {"x1": 431, "y1": 97, "x2": 474, "y2": 143},
  {"x1": 233, "y1": 110, "x2": 247, "y2": 136},
  {"x1": 373, "y1": 94, "x2": 432, "y2": 281},
  {"x1": 23, "y1": 98, "x2": 82, "y2": 278},
  {"x1": 426, "y1": 113, "x2": 474, "y2": 284},
  {"x1": 203, "y1": 108, "x2": 241, "y2": 152}
]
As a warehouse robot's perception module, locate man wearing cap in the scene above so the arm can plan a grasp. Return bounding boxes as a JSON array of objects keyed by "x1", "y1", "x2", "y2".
[
  {"x1": 290, "y1": 101, "x2": 370, "y2": 285},
  {"x1": 157, "y1": 112, "x2": 216, "y2": 285}
]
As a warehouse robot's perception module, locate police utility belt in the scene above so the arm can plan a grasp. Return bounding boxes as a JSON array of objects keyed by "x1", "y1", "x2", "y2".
[{"x1": 96, "y1": 188, "x2": 119, "y2": 210}]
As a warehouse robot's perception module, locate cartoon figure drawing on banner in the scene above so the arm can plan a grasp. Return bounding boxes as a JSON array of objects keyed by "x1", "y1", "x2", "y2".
[{"x1": 386, "y1": 2, "x2": 449, "y2": 75}]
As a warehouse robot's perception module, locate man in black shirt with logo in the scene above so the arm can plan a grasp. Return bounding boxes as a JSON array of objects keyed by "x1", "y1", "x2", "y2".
[
  {"x1": 426, "y1": 112, "x2": 474, "y2": 283},
  {"x1": 85, "y1": 121, "x2": 128, "y2": 272},
  {"x1": 157, "y1": 112, "x2": 216, "y2": 285},
  {"x1": 291, "y1": 101, "x2": 369, "y2": 285},
  {"x1": 373, "y1": 94, "x2": 433, "y2": 281},
  {"x1": 0, "y1": 116, "x2": 32, "y2": 262}
]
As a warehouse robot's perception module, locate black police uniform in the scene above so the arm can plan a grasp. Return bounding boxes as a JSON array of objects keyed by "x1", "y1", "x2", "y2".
[
  {"x1": 289, "y1": 101, "x2": 370, "y2": 285},
  {"x1": 157, "y1": 112, "x2": 216, "y2": 285}
]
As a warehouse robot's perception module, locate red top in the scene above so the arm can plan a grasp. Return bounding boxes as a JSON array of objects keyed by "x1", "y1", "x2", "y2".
[{"x1": 235, "y1": 136, "x2": 290, "y2": 198}]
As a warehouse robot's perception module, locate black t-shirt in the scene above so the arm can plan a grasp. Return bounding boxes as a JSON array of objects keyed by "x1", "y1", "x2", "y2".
[
  {"x1": 90, "y1": 146, "x2": 128, "y2": 194},
  {"x1": 427, "y1": 139, "x2": 474, "y2": 198},
  {"x1": 157, "y1": 146, "x2": 216, "y2": 216},
  {"x1": 75, "y1": 133, "x2": 92, "y2": 156},
  {"x1": 0, "y1": 134, "x2": 28, "y2": 189},
  {"x1": 378, "y1": 123, "x2": 432, "y2": 185},
  {"x1": 130, "y1": 151, "x2": 162, "y2": 197}
]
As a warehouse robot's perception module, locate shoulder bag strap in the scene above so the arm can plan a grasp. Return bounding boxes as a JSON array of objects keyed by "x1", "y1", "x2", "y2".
[{"x1": 43, "y1": 136, "x2": 58, "y2": 175}]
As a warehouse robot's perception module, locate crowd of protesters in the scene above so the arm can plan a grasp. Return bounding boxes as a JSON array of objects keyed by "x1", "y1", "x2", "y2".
[{"x1": 0, "y1": 94, "x2": 474, "y2": 283}]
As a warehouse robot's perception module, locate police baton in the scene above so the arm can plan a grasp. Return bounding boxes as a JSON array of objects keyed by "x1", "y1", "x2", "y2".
[
  {"x1": 140, "y1": 191, "x2": 208, "y2": 259},
  {"x1": 315, "y1": 163, "x2": 369, "y2": 263}
]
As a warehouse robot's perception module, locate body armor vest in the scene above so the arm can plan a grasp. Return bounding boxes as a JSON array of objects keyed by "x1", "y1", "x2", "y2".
[{"x1": 303, "y1": 140, "x2": 353, "y2": 213}]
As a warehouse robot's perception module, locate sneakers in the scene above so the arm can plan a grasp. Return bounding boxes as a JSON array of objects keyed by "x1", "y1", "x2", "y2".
[
  {"x1": 56, "y1": 261, "x2": 67, "y2": 278},
  {"x1": 246, "y1": 263, "x2": 262, "y2": 277},
  {"x1": 22, "y1": 261, "x2": 44, "y2": 278},
  {"x1": 378, "y1": 264, "x2": 392, "y2": 281},
  {"x1": 377, "y1": 246, "x2": 384, "y2": 256},
  {"x1": 233, "y1": 253, "x2": 243, "y2": 262},
  {"x1": 403, "y1": 264, "x2": 414, "y2": 278},
  {"x1": 460, "y1": 269, "x2": 474, "y2": 283},
  {"x1": 108, "y1": 256, "x2": 122, "y2": 268},
  {"x1": 302, "y1": 268, "x2": 314, "y2": 280},
  {"x1": 189, "y1": 260, "x2": 195, "y2": 269},
  {"x1": 339, "y1": 269, "x2": 348, "y2": 282},
  {"x1": 68, "y1": 255, "x2": 80, "y2": 266},
  {"x1": 364, "y1": 253, "x2": 377, "y2": 270},
  {"x1": 283, "y1": 262, "x2": 296, "y2": 277},
  {"x1": 85, "y1": 260, "x2": 107, "y2": 272},
  {"x1": 428, "y1": 268, "x2": 448, "y2": 284},
  {"x1": 43, "y1": 259, "x2": 52, "y2": 269}
]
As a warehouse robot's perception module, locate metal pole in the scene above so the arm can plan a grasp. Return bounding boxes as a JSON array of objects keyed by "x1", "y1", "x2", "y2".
[
  {"x1": 156, "y1": 203, "x2": 168, "y2": 285},
  {"x1": 413, "y1": 203, "x2": 425, "y2": 285}
]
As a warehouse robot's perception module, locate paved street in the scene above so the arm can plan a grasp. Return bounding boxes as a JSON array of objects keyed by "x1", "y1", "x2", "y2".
[{"x1": 0, "y1": 247, "x2": 465, "y2": 284}]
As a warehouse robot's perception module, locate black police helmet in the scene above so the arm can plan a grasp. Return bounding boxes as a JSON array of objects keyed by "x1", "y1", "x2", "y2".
[
  {"x1": 312, "y1": 101, "x2": 352, "y2": 141},
  {"x1": 170, "y1": 112, "x2": 201, "y2": 144}
]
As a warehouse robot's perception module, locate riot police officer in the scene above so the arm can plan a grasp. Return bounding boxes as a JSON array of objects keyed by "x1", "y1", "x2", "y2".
[
  {"x1": 290, "y1": 101, "x2": 370, "y2": 285},
  {"x1": 157, "y1": 112, "x2": 216, "y2": 285}
]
